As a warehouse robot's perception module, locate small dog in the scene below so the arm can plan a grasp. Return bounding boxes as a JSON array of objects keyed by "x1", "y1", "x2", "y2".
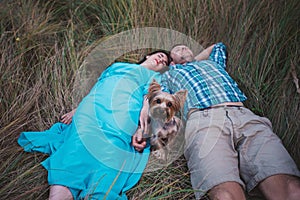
[{"x1": 143, "y1": 79, "x2": 187, "y2": 160}]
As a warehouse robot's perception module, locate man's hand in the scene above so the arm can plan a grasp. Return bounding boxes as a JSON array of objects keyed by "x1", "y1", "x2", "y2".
[
  {"x1": 139, "y1": 96, "x2": 150, "y2": 134},
  {"x1": 132, "y1": 127, "x2": 147, "y2": 152}
]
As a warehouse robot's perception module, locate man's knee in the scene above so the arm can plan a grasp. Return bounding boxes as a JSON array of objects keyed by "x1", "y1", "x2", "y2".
[
  {"x1": 208, "y1": 181, "x2": 245, "y2": 200},
  {"x1": 259, "y1": 174, "x2": 300, "y2": 200},
  {"x1": 209, "y1": 187, "x2": 234, "y2": 200},
  {"x1": 287, "y1": 176, "x2": 300, "y2": 200}
]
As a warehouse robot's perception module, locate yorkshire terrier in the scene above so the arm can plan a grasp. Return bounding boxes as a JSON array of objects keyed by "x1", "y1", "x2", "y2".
[{"x1": 142, "y1": 79, "x2": 187, "y2": 160}]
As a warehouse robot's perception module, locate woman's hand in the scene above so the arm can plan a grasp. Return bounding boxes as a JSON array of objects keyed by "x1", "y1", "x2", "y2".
[
  {"x1": 132, "y1": 127, "x2": 147, "y2": 152},
  {"x1": 60, "y1": 109, "x2": 76, "y2": 124}
]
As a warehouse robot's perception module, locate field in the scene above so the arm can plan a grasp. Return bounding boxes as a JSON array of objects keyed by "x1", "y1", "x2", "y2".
[{"x1": 0, "y1": 0, "x2": 299, "y2": 199}]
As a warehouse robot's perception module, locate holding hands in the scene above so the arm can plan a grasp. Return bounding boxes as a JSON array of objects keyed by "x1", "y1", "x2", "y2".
[{"x1": 132, "y1": 96, "x2": 150, "y2": 152}]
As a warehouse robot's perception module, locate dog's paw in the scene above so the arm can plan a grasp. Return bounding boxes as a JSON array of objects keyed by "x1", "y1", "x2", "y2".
[{"x1": 152, "y1": 149, "x2": 167, "y2": 161}]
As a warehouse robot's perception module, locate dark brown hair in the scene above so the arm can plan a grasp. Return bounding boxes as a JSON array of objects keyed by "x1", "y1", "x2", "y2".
[{"x1": 137, "y1": 50, "x2": 172, "y2": 65}]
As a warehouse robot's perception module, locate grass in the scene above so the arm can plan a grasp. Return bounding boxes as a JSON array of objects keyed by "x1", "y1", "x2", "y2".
[{"x1": 0, "y1": 0, "x2": 299, "y2": 199}]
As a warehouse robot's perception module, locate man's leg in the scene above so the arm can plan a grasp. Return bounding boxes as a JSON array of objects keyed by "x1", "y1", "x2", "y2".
[
  {"x1": 49, "y1": 185, "x2": 73, "y2": 200},
  {"x1": 235, "y1": 107, "x2": 300, "y2": 199},
  {"x1": 184, "y1": 108, "x2": 246, "y2": 199},
  {"x1": 258, "y1": 174, "x2": 300, "y2": 200},
  {"x1": 208, "y1": 181, "x2": 246, "y2": 200}
]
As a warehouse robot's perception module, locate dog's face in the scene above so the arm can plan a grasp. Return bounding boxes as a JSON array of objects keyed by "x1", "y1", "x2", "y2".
[
  {"x1": 147, "y1": 80, "x2": 187, "y2": 123},
  {"x1": 147, "y1": 79, "x2": 187, "y2": 160},
  {"x1": 148, "y1": 91, "x2": 179, "y2": 123}
]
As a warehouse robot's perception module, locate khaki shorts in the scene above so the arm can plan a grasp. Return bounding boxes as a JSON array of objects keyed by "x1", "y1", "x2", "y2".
[{"x1": 184, "y1": 106, "x2": 300, "y2": 199}]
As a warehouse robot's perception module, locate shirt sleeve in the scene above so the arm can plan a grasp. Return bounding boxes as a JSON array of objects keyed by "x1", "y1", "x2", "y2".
[
  {"x1": 209, "y1": 42, "x2": 227, "y2": 69},
  {"x1": 161, "y1": 64, "x2": 186, "y2": 94}
]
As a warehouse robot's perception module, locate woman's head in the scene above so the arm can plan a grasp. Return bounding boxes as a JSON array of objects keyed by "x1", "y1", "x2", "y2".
[
  {"x1": 170, "y1": 44, "x2": 194, "y2": 64},
  {"x1": 138, "y1": 50, "x2": 172, "y2": 73}
]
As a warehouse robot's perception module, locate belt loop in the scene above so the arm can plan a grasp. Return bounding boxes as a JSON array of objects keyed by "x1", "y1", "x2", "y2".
[
  {"x1": 239, "y1": 106, "x2": 245, "y2": 114},
  {"x1": 203, "y1": 109, "x2": 209, "y2": 117}
]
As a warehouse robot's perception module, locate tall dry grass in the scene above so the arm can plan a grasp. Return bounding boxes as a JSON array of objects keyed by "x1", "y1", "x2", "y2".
[{"x1": 0, "y1": 0, "x2": 299, "y2": 199}]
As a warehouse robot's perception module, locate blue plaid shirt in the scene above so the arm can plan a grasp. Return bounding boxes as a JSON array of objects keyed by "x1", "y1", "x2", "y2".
[{"x1": 161, "y1": 42, "x2": 247, "y2": 116}]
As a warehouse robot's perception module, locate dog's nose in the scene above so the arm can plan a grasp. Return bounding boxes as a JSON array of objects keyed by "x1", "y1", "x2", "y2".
[{"x1": 160, "y1": 102, "x2": 167, "y2": 108}]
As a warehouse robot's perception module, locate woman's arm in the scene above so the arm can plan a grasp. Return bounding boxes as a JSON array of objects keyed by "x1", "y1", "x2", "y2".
[
  {"x1": 131, "y1": 95, "x2": 149, "y2": 152},
  {"x1": 60, "y1": 109, "x2": 76, "y2": 124}
]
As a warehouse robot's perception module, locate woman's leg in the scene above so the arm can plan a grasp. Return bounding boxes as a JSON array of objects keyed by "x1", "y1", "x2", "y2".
[{"x1": 49, "y1": 185, "x2": 73, "y2": 200}]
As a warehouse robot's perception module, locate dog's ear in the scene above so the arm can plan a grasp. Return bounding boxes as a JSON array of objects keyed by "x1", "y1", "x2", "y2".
[
  {"x1": 148, "y1": 79, "x2": 161, "y2": 95},
  {"x1": 174, "y1": 90, "x2": 188, "y2": 108}
]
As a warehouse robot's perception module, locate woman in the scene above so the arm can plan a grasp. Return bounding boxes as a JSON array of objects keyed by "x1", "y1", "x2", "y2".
[{"x1": 18, "y1": 50, "x2": 172, "y2": 200}]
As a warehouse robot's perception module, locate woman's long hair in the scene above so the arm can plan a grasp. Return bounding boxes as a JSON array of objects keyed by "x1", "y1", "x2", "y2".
[{"x1": 137, "y1": 50, "x2": 172, "y2": 66}]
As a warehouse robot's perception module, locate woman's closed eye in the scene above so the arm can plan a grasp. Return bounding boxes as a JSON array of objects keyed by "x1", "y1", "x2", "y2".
[{"x1": 158, "y1": 54, "x2": 168, "y2": 65}]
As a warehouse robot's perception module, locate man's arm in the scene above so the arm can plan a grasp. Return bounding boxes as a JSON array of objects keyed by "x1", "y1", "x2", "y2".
[
  {"x1": 132, "y1": 95, "x2": 149, "y2": 152},
  {"x1": 194, "y1": 44, "x2": 215, "y2": 61},
  {"x1": 139, "y1": 95, "x2": 150, "y2": 133}
]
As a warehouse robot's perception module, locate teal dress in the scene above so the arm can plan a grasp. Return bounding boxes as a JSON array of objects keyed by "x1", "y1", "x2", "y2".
[{"x1": 18, "y1": 62, "x2": 160, "y2": 199}]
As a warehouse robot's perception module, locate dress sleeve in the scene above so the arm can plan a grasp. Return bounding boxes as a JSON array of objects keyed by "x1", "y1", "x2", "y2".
[{"x1": 209, "y1": 42, "x2": 227, "y2": 69}]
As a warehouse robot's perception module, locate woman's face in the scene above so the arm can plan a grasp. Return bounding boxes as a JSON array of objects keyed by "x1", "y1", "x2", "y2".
[
  {"x1": 171, "y1": 45, "x2": 194, "y2": 64},
  {"x1": 145, "y1": 52, "x2": 169, "y2": 72}
]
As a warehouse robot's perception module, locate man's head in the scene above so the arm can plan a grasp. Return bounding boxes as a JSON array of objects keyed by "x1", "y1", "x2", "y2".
[{"x1": 170, "y1": 44, "x2": 194, "y2": 64}]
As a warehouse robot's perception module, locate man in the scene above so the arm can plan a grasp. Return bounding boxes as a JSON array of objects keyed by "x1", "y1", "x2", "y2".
[{"x1": 133, "y1": 42, "x2": 300, "y2": 199}]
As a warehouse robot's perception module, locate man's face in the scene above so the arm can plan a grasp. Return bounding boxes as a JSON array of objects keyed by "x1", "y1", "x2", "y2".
[{"x1": 170, "y1": 45, "x2": 194, "y2": 64}]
